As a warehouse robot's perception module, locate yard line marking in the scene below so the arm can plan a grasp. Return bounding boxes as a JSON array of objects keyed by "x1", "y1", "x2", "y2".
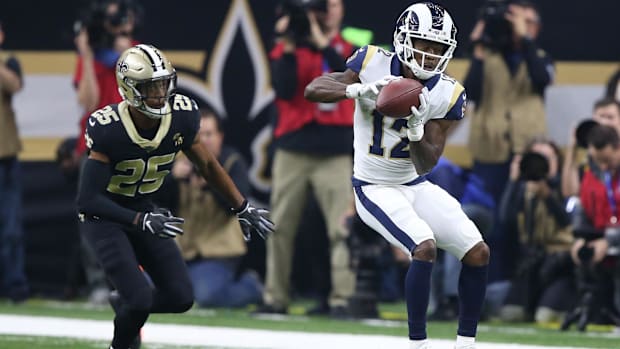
[{"x1": 0, "y1": 314, "x2": 590, "y2": 349}]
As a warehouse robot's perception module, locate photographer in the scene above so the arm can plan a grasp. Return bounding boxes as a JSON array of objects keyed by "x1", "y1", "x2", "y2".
[
  {"x1": 258, "y1": 0, "x2": 356, "y2": 316},
  {"x1": 73, "y1": 0, "x2": 140, "y2": 159},
  {"x1": 464, "y1": 0, "x2": 554, "y2": 282},
  {"x1": 565, "y1": 124, "x2": 620, "y2": 328},
  {"x1": 562, "y1": 98, "x2": 620, "y2": 198},
  {"x1": 498, "y1": 137, "x2": 575, "y2": 323}
]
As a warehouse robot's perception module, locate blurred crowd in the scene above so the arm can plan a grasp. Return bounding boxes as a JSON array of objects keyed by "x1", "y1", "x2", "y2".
[{"x1": 2, "y1": 0, "x2": 620, "y2": 333}]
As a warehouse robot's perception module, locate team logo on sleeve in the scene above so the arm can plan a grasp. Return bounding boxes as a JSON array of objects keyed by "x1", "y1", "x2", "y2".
[
  {"x1": 173, "y1": 133, "x2": 184, "y2": 147},
  {"x1": 346, "y1": 46, "x2": 365, "y2": 64},
  {"x1": 461, "y1": 93, "x2": 467, "y2": 117}
]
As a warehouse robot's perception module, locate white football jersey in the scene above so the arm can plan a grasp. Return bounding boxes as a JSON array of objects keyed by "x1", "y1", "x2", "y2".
[{"x1": 345, "y1": 45, "x2": 467, "y2": 185}]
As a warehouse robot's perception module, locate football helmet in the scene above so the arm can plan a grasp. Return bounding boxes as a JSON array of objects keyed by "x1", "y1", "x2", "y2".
[
  {"x1": 116, "y1": 44, "x2": 177, "y2": 119},
  {"x1": 393, "y1": 2, "x2": 457, "y2": 80}
]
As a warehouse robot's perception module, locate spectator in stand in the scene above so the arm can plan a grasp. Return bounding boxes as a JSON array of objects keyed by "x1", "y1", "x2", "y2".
[
  {"x1": 0, "y1": 20, "x2": 28, "y2": 303},
  {"x1": 173, "y1": 109, "x2": 263, "y2": 308}
]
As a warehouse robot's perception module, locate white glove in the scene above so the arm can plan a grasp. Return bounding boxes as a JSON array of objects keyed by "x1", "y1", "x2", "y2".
[
  {"x1": 406, "y1": 88, "x2": 431, "y2": 142},
  {"x1": 345, "y1": 75, "x2": 401, "y2": 99}
]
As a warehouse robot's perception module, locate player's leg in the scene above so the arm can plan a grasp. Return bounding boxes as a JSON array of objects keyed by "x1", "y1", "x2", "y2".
[
  {"x1": 81, "y1": 219, "x2": 152, "y2": 349},
  {"x1": 412, "y1": 182, "x2": 489, "y2": 348},
  {"x1": 131, "y1": 231, "x2": 194, "y2": 314},
  {"x1": 354, "y1": 184, "x2": 435, "y2": 348},
  {"x1": 263, "y1": 149, "x2": 312, "y2": 310},
  {"x1": 311, "y1": 154, "x2": 355, "y2": 311}
]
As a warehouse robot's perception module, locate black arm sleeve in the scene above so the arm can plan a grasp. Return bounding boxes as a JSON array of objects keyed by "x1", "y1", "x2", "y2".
[
  {"x1": 76, "y1": 158, "x2": 138, "y2": 225},
  {"x1": 322, "y1": 46, "x2": 346, "y2": 72},
  {"x1": 463, "y1": 58, "x2": 484, "y2": 104},
  {"x1": 271, "y1": 53, "x2": 297, "y2": 100},
  {"x1": 521, "y1": 38, "x2": 553, "y2": 94}
]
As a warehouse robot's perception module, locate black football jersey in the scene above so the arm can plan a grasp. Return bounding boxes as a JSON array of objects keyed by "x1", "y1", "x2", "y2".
[{"x1": 85, "y1": 94, "x2": 200, "y2": 211}]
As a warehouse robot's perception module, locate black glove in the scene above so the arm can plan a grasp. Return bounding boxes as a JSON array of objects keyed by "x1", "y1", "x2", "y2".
[
  {"x1": 234, "y1": 200, "x2": 274, "y2": 241},
  {"x1": 137, "y1": 208, "x2": 184, "y2": 239}
]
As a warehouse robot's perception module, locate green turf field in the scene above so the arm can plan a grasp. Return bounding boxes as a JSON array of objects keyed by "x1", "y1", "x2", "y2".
[{"x1": 0, "y1": 299, "x2": 618, "y2": 348}]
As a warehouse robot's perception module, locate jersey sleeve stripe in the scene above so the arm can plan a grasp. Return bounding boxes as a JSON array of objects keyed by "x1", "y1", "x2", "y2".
[
  {"x1": 361, "y1": 45, "x2": 378, "y2": 73},
  {"x1": 445, "y1": 88, "x2": 466, "y2": 121}
]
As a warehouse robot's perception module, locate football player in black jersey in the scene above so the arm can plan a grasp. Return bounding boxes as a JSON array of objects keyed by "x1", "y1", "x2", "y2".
[{"x1": 76, "y1": 44, "x2": 274, "y2": 349}]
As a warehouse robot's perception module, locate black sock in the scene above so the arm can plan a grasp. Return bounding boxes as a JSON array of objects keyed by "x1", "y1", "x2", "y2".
[
  {"x1": 457, "y1": 264, "x2": 488, "y2": 337},
  {"x1": 405, "y1": 259, "x2": 433, "y2": 340}
]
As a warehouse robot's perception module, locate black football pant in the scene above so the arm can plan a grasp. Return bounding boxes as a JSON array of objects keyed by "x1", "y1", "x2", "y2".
[{"x1": 81, "y1": 218, "x2": 194, "y2": 349}]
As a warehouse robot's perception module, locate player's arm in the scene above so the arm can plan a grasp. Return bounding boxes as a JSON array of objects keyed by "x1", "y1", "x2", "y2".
[
  {"x1": 304, "y1": 69, "x2": 360, "y2": 103},
  {"x1": 76, "y1": 151, "x2": 141, "y2": 226},
  {"x1": 409, "y1": 119, "x2": 453, "y2": 175},
  {"x1": 184, "y1": 136, "x2": 274, "y2": 240},
  {"x1": 184, "y1": 136, "x2": 245, "y2": 209}
]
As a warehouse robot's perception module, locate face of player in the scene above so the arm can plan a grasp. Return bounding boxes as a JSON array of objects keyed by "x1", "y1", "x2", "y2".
[
  {"x1": 593, "y1": 104, "x2": 620, "y2": 135},
  {"x1": 412, "y1": 39, "x2": 447, "y2": 72},
  {"x1": 589, "y1": 144, "x2": 620, "y2": 172},
  {"x1": 199, "y1": 115, "x2": 223, "y2": 156},
  {"x1": 138, "y1": 79, "x2": 170, "y2": 109},
  {"x1": 530, "y1": 142, "x2": 559, "y2": 178}
]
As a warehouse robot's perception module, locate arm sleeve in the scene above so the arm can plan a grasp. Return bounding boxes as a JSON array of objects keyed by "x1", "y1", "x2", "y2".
[
  {"x1": 521, "y1": 38, "x2": 554, "y2": 94},
  {"x1": 463, "y1": 58, "x2": 483, "y2": 104},
  {"x1": 345, "y1": 45, "x2": 371, "y2": 74},
  {"x1": 444, "y1": 85, "x2": 467, "y2": 121},
  {"x1": 76, "y1": 158, "x2": 138, "y2": 225},
  {"x1": 227, "y1": 154, "x2": 250, "y2": 197},
  {"x1": 322, "y1": 46, "x2": 346, "y2": 72},
  {"x1": 271, "y1": 53, "x2": 298, "y2": 100}
]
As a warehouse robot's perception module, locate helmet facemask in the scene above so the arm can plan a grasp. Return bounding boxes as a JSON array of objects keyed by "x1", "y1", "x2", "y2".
[
  {"x1": 123, "y1": 73, "x2": 177, "y2": 119},
  {"x1": 393, "y1": 3, "x2": 457, "y2": 80}
]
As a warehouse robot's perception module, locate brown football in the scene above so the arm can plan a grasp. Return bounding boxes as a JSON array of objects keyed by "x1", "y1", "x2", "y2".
[{"x1": 375, "y1": 78, "x2": 424, "y2": 118}]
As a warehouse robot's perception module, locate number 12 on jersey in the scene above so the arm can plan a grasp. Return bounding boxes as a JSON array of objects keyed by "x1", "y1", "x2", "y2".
[{"x1": 368, "y1": 110, "x2": 410, "y2": 159}]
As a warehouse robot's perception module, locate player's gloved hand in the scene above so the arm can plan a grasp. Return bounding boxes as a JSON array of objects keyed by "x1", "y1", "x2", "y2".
[
  {"x1": 345, "y1": 75, "x2": 401, "y2": 99},
  {"x1": 234, "y1": 200, "x2": 274, "y2": 241},
  {"x1": 406, "y1": 87, "x2": 431, "y2": 142},
  {"x1": 137, "y1": 208, "x2": 184, "y2": 239}
]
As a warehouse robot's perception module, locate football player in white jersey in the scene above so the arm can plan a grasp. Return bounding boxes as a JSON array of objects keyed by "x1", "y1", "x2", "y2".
[{"x1": 305, "y1": 2, "x2": 489, "y2": 349}]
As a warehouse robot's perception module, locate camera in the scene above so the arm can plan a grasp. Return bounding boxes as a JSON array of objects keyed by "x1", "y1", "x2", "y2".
[
  {"x1": 277, "y1": 0, "x2": 327, "y2": 42},
  {"x1": 477, "y1": 0, "x2": 512, "y2": 49},
  {"x1": 575, "y1": 119, "x2": 598, "y2": 149},
  {"x1": 519, "y1": 151, "x2": 549, "y2": 181},
  {"x1": 74, "y1": 0, "x2": 134, "y2": 50}
]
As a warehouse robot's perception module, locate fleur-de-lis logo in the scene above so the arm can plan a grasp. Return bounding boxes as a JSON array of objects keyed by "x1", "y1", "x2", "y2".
[
  {"x1": 173, "y1": 133, "x2": 184, "y2": 147},
  {"x1": 118, "y1": 61, "x2": 129, "y2": 73}
]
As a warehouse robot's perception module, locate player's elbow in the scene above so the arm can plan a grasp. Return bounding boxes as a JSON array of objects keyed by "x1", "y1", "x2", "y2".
[{"x1": 304, "y1": 82, "x2": 320, "y2": 102}]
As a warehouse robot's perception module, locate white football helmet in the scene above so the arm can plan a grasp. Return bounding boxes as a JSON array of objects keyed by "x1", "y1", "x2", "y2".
[
  {"x1": 393, "y1": 2, "x2": 457, "y2": 80},
  {"x1": 116, "y1": 44, "x2": 177, "y2": 119}
]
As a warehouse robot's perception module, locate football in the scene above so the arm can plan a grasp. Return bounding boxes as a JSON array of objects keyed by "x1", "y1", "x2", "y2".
[{"x1": 375, "y1": 78, "x2": 424, "y2": 118}]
